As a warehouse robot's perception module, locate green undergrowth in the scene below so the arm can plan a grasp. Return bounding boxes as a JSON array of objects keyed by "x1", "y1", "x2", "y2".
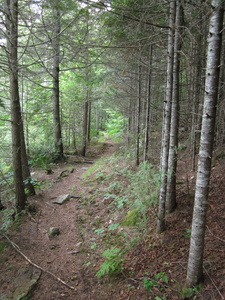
[
  {"x1": 0, "y1": 208, "x2": 27, "y2": 231},
  {"x1": 82, "y1": 147, "x2": 161, "y2": 278}
]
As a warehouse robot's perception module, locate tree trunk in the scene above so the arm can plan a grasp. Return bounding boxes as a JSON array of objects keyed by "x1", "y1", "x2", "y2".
[
  {"x1": 87, "y1": 99, "x2": 91, "y2": 142},
  {"x1": 190, "y1": 1, "x2": 207, "y2": 171},
  {"x1": 81, "y1": 99, "x2": 88, "y2": 156},
  {"x1": 186, "y1": 0, "x2": 224, "y2": 287},
  {"x1": 166, "y1": 0, "x2": 183, "y2": 213},
  {"x1": 156, "y1": 0, "x2": 176, "y2": 233},
  {"x1": 20, "y1": 121, "x2": 35, "y2": 195},
  {"x1": 136, "y1": 63, "x2": 141, "y2": 166},
  {"x1": 143, "y1": 45, "x2": 152, "y2": 162},
  {"x1": 216, "y1": 37, "x2": 225, "y2": 146},
  {"x1": 5, "y1": 0, "x2": 27, "y2": 212},
  {"x1": 52, "y1": 8, "x2": 64, "y2": 159}
]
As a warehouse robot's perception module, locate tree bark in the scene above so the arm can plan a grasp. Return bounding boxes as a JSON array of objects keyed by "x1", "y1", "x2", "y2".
[
  {"x1": 20, "y1": 121, "x2": 35, "y2": 196},
  {"x1": 136, "y1": 63, "x2": 141, "y2": 166},
  {"x1": 166, "y1": 0, "x2": 183, "y2": 213},
  {"x1": 156, "y1": 0, "x2": 176, "y2": 233},
  {"x1": 143, "y1": 45, "x2": 152, "y2": 162},
  {"x1": 186, "y1": 0, "x2": 224, "y2": 287},
  {"x1": 81, "y1": 99, "x2": 88, "y2": 156},
  {"x1": 52, "y1": 8, "x2": 64, "y2": 159},
  {"x1": 5, "y1": 0, "x2": 27, "y2": 211}
]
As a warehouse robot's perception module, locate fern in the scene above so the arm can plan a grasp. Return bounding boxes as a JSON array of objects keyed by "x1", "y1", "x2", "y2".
[{"x1": 96, "y1": 247, "x2": 124, "y2": 278}]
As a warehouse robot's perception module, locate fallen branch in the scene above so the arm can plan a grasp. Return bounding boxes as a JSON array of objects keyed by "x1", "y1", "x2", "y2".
[
  {"x1": 1, "y1": 233, "x2": 76, "y2": 291},
  {"x1": 206, "y1": 225, "x2": 225, "y2": 243},
  {"x1": 203, "y1": 266, "x2": 224, "y2": 299},
  {"x1": 73, "y1": 160, "x2": 94, "y2": 164}
]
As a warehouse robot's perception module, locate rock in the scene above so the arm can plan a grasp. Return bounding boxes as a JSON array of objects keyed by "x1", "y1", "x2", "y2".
[
  {"x1": 52, "y1": 194, "x2": 70, "y2": 205},
  {"x1": 68, "y1": 250, "x2": 80, "y2": 255},
  {"x1": 48, "y1": 227, "x2": 60, "y2": 237},
  {"x1": 13, "y1": 265, "x2": 41, "y2": 300},
  {"x1": 75, "y1": 242, "x2": 82, "y2": 248}
]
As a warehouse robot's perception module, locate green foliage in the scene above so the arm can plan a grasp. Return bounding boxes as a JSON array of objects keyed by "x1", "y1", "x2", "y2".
[
  {"x1": 121, "y1": 209, "x2": 139, "y2": 226},
  {"x1": 0, "y1": 208, "x2": 15, "y2": 231},
  {"x1": 114, "y1": 195, "x2": 128, "y2": 209},
  {"x1": 125, "y1": 161, "x2": 161, "y2": 226},
  {"x1": 180, "y1": 284, "x2": 202, "y2": 298},
  {"x1": 183, "y1": 228, "x2": 192, "y2": 238},
  {"x1": 29, "y1": 150, "x2": 53, "y2": 168},
  {"x1": 0, "y1": 98, "x2": 5, "y2": 108},
  {"x1": 108, "y1": 223, "x2": 120, "y2": 231},
  {"x1": 24, "y1": 177, "x2": 41, "y2": 189},
  {"x1": 155, "y1": 272, "x2": 169, "y2": 283},
  {"x1": 143, "y1": 272, "x2": 169, "y2": 293},
  {"x1": 143, "y1": 277, "x2": 158, "y2": 292},
  {"x1": 104, "y1": 110, "x2": 127, "y2": 137},
  {"x1": 82, "y1": 157, "x2": 107, "y2": 179},
  {"x1": 0, "y1": 241, "x2": 7, "y2": 253},
  {"x1": 94, "y1": 228, "x2": 105, "y2": 235},
  {"x1": 96, "y1": 247, "x2": 124, "y2": 278}
]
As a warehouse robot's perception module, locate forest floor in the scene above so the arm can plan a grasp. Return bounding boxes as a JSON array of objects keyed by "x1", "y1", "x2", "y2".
[{"x1": 0, "y1": 138, "x2": 225, "y2": 300}]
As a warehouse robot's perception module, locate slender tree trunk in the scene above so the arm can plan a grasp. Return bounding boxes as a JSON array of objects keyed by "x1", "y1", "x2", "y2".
[
  {"x1": 5, "y1": 0, "x2": 27, "y2": 212},
  {"x1": 190, "y1": 2, "x2": 206, "y2": 171},
  {"x1": 20, "y1": 73, "x2": 35, "y2": 195},
  {"x1": 166, "y1": 0, "x2": 183, "y2": 212},
  {"x1": 96, "y1": 104, "x2": 99, "y2": 135},
  {"x1": 128, "y1": 75, "x2": 135, "y2": 146},
  {"x1": 144, "y1": 45, "x2": 153, "y2": 162},
  {"x1": 127, "y1": 98, "x2": 132, "y2": 145},
  {"x1": 87, "y1": 99, "x2": 91, "y2": 142},
  {"x1": 136, "y1": 63, "x2": 141, "y2": 166},
  {"x1": 52, "y1": 8, "x2": 64, "y2": 159},
  {"x1": 81, "y1": 19, "x2": 90, "y2": 156},
  {"x1": 20, "y1": 122, "x2": 35, "y2": 195},
  {"x1": 216, "y1": 37, "x2": 225, "y2": 145},
  {"x1": 81, "y1": 99, "x2": 88, "y2": 156},
  {"x1": 156, "y1": 0, "x2": 176, "y2": 233},
  {"x1": 186, "y1": 0, "x2": 224, "y2": 287}
]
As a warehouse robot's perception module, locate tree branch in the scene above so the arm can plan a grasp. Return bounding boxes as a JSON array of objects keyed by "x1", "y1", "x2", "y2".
[{"x1": 1, "y1": 233, "x2": 76, "y2": 291}]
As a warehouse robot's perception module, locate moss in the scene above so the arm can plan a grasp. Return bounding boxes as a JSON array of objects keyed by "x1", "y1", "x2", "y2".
[
  {"x1": 0, "y1": 241, "x2": 7, "y2": 253},
  {"x1": 121, "y1": 209, "x2": 139, "y2": 226}
]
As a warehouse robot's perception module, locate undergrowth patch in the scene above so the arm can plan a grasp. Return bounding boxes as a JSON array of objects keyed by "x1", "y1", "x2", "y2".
[{"x1": 82, "y1": 149, "x2": 161, "y2": 279}]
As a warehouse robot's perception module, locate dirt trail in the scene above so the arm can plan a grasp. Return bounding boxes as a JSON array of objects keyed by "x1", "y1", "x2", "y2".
[
  {"x1": 0, "y1": 140, "x2": 120, "y2": 300},
  {"x1": 1, "y1": 140, "x2": 225, "y2": 300}
]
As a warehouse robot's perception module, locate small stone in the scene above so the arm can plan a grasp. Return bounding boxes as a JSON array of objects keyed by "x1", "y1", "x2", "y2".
[
  {"x1": 53, "y1": 194, "x2": 70, "y2": 205},
  {"x1": 68, "y1": 251, "x2": 80, "y2": 254},
  {"x1": 48, "y1": 227, "x2": 60, "y2": 237}
]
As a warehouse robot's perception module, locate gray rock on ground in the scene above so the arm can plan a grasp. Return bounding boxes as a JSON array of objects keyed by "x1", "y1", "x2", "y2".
[
  {"x1": 52, "y1": 194, "x2": 70, "y2": 205},
  {"x1": 13, "y1": 265, "x2": 41, "y2": 300},
  {"x1": 48, "y1": 227, "x2": 60, "y2": 237}
]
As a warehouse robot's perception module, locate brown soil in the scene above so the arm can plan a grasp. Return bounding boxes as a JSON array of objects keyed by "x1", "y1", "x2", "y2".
[{"x1": 0, "y1": 140, "x2": 225, "y2": 300}]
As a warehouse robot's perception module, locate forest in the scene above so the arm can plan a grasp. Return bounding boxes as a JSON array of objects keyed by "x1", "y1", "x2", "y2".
[{"x1": 0, "y1": 0, "x2": 225, "y2": 299}]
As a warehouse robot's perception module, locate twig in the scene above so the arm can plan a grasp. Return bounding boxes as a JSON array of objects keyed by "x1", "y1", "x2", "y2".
[
  {"x1": 206, "y1": 225, "x2": 225, "y2": 243},
  {"x1": 73, "y1": 160, "x2": 94, "y2": 164},
  {"x1": 203, "y1": 266, "x2": 224, "y2": 299},
  {"x1": 44, "y1": 201, "x2": 56, "y2": 211},
  {"x1": 1, "y1": 233, "x2": 76, "y2": 291}
]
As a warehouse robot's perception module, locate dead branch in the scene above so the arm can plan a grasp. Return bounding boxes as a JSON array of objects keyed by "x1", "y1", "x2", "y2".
[
  {"x1": 73, "y1": 160, "x2": 94, "y2": 164},
  {"x1": 0, "y1": 233, "x2": 76, "y2": 291},
  {"x1": 206, "y1": 225, "x2": 225, "y2": 243},
  {"x1": 203, "y1": 266, "x2": 224, "y2": 300}
]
